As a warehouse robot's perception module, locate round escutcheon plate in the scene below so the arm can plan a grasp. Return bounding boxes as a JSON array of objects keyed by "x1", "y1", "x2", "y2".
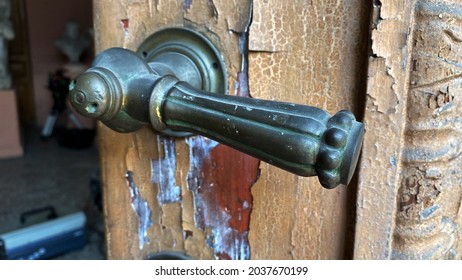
[{"x1": 137, "y1": 27, "x2": 227, "y2": 95}]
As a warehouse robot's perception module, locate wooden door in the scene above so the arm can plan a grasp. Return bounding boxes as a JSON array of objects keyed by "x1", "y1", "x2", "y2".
[{"x1": 94, "y1": 0, "x2": 462, "y2": 259}]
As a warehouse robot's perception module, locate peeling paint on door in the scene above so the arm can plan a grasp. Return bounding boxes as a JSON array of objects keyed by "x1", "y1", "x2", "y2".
[
  {"x1": 126, "y1": 171, "x2": 153, "y2": 250},
  {"x1": 183, "y1": 0, "x2": 192, "y2": 11},
  {"x1": 120, "y1": 18, "x2": 129, "y2": 38},
  {"x1": 152, "y1": 136, "x2": 181, "y2": 205},
  {"x1": 186, "y1": 136, "x2": 260, "y2": 259}
]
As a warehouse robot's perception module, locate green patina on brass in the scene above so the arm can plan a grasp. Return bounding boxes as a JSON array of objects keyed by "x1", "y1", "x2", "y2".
[
  {"x1": 137, "y1": 28, "x2": 227, "y2": 95},
  {"x1": 69, "y1": 27, "x2": 364, "y2": 189}
]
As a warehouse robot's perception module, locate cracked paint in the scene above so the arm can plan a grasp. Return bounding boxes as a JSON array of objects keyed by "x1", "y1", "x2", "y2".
[
  {"x1": 354, "y1": 0, "x2": 415, "y2": 259},
  {"x1": 126, "y1": 171, "x2": 153, "y2": 250}
]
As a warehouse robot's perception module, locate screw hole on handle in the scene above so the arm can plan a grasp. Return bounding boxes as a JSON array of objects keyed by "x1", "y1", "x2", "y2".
[
  {"x1": 86, "y1": 102, "x2": 99, "y2": 113},
  {"x1": 212, "y1": 62, "x2": 219, "y2": 69},
  {"x1": 142, "y1": 51, "x2": 148, "y2": 58}
]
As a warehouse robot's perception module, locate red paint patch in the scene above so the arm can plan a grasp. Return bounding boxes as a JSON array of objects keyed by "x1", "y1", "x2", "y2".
[
  {"x1": 120, "y1": 19, "x2": 129, "y2": 32},
  {"x1": 187, "y1": 138, "x2": 260, "y2": 259},
  {"x1": 208, "y1": 145, "x2": 260, "y2": 233}
]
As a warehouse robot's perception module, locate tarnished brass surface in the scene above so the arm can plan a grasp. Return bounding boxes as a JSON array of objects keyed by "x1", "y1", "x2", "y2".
[
  {"x1": 69, "y1": 29, "x2": 364, "y2": 189},
  {"x1": 137, "y1": 28, "x2": 227, "y2": 95}
]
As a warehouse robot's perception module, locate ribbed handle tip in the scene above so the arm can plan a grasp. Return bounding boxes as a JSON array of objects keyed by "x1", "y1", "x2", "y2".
[{"x1": 316, "y1": 111, "x2": 364, "y2": 189}]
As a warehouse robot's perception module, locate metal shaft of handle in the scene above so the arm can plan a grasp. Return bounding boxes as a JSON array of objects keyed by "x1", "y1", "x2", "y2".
[
  {"x1": 69, "y1": 48, "x2": 364, "y2": 189},
  {"x1": 150, "y1": 76, "x2": 363, "y2": 189}
]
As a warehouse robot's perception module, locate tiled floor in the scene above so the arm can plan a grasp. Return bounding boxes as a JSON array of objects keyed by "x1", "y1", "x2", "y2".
[{"x1": 0, "y1": 125, "x2": 105, "y2": 259}]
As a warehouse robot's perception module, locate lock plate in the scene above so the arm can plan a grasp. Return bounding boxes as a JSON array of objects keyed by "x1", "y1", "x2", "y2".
[{"x1": 137, "y1": 27, "x2": 227, "y2": 95}]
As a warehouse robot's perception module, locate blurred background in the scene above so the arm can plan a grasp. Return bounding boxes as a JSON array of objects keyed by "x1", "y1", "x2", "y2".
[{"x1": 0, "y1": 0, "x2": 104, "y2": 259}]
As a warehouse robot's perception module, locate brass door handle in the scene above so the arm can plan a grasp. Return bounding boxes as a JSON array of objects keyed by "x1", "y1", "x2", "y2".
[{"x1": 69, "y1": 28, "x2": 364, "y2": 189}]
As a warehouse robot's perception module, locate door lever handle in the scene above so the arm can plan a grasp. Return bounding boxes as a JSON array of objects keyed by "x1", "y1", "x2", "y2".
[{"x1": 69, "y1": 29, "x2": 364, "y2": 189}]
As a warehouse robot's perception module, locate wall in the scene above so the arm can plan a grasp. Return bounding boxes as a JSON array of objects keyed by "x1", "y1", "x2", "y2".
[
  {"x1": 0, "y1": 89, "x2": 23, "y2": 158},
  {"x1": 26, "y1": 0, "x2": 93, "y2": 127}
]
